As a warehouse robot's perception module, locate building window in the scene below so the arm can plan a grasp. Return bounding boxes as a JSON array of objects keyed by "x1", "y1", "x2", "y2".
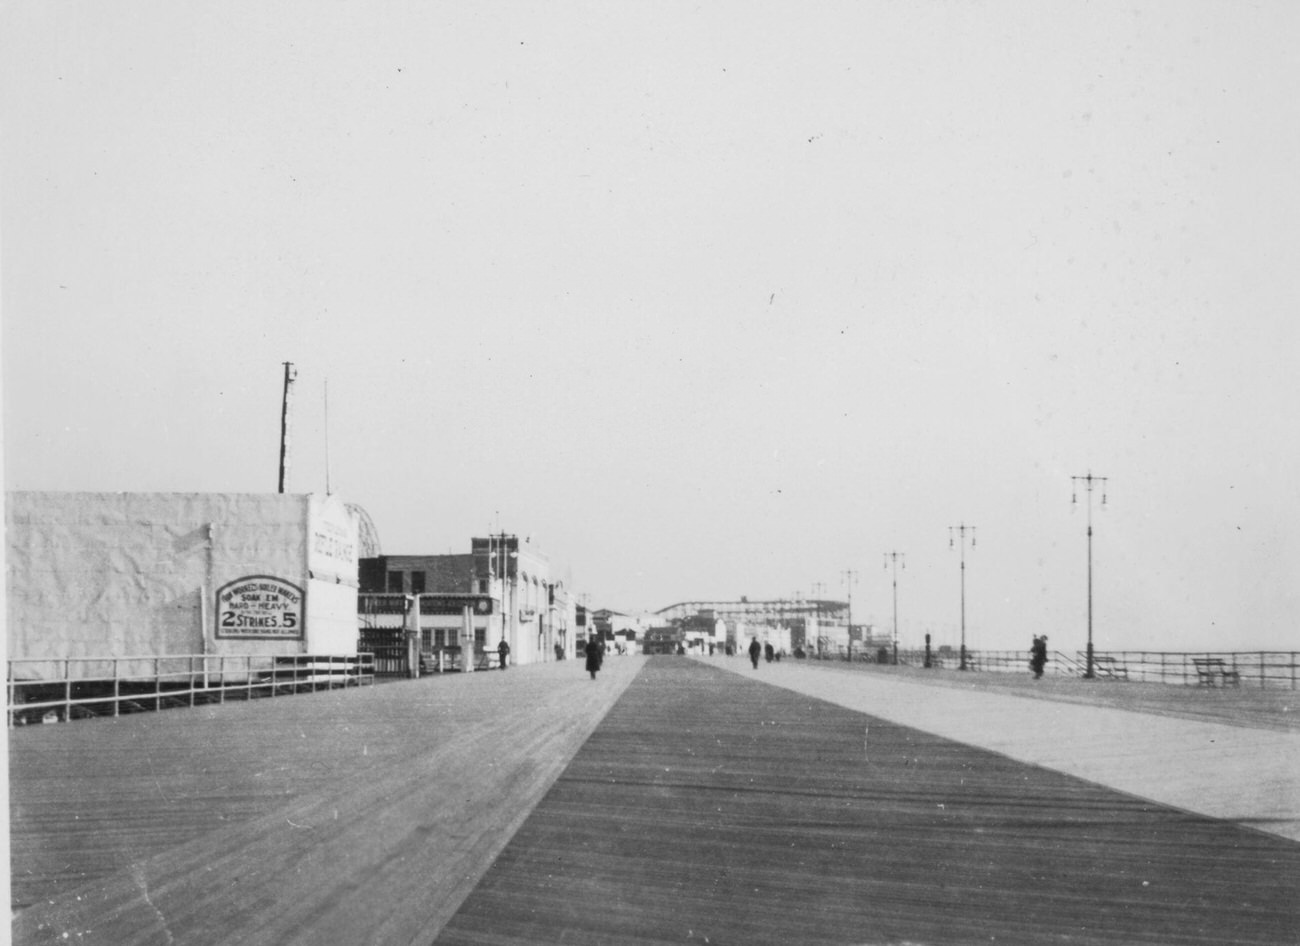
[
  {"x1": 411, "y1": 571, "x2": 426, "y2": 594},
  {"x1": 421, "y1": 629, "x2": 433, "y2": 650},
  {"x1": 475, "y1": 628, "x2": 486, "y2": 648},
  {"x1": 387, "y1": 571, "x2": 403, "y2": 593}
]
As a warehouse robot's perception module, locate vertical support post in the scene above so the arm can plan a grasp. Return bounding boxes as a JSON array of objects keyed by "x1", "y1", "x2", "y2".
[
  {"x1": 841, "y1": 569, "x2": 858, "y2": 662},
  {"x1": 114, "y1": 658, "x2": 120, "y2": 717},
  {"x1": 406, "y1": 594, "x2": 420, "y2": 679}
]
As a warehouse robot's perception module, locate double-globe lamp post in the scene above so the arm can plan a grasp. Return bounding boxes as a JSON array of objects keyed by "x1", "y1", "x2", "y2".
[
  {"x1": 949, "y1": 524, "x2": 976, "y2": 671},
  {"x1": 884, "y1": 551, "x2": 904, "y2": 665},
  {"x1": 1071, "y1": 472, "x2": 1109, "y2": 680}
]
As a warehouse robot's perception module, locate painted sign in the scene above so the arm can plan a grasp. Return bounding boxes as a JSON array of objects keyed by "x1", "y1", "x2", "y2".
[
  {"x1": 308, "y1": 495, "x2": 358, "y2": 584},
  {"x1": 215, "y1": 576, "x2": 305, "y2": 639},
  {"x1": 311, "y1": 519, "x2": 355, "y2": 571},
  {"x1": 418, "y1": 596, "x2": 494, "y2": 616}
]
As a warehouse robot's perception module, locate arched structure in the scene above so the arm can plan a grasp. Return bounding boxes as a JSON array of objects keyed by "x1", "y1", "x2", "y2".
[{"x1": 346, "y1": 503, "x2": 382, "y2": 557}]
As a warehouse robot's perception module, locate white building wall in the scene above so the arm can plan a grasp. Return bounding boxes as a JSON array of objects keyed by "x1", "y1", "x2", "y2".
[{"x1": 6, "y1": 492, "x2": 360, "y2": 679}]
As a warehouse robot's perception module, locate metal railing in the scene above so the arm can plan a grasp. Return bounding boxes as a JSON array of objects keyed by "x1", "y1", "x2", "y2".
[
  {"x1": 891, "y1": 649, "x2": 1299, "y2": 689},
  {"x1": 8, "y1": 652, "x2": 376, "y2": 726}
]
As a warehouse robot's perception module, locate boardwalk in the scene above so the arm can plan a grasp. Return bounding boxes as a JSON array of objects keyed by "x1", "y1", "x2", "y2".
[{"x1": 9, "y1": 656, "x2": 1299, "y2": 945}]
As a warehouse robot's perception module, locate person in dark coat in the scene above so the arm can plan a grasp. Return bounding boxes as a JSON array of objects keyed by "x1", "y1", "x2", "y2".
[
  {"x1": 585, "y1": 637, "x2": 603, "y2": 680},
  {"x1": 1029, "y1": 635, "x2": 1048, "y2": 678},
  {"x1": 764, "y1": 642, "x2": 774, "y2": 663},
  {"x1": 748, "y1": 637, "x2": 762, "y2": 669},
  {"x1": 497, "y1": 638, "x2": 510, "y2": 670}
]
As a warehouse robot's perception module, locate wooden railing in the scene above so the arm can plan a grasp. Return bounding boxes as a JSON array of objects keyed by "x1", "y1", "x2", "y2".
[
  {"x1": 890, "y1": 649, "x2": 1299, "y2": 690},
  {"x1": 8, "y1": 652, "x2": 375, "y2": 726}
]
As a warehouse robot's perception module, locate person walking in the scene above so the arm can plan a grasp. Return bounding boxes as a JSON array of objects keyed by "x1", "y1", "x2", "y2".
[
  {"x1": 764, "y1": 642, "x2": 774, "y2": 664},
  {"x1": 585, "y1": 637, "x2": 603, "y2": 680},
  {"x1": 497, "y1": 638, "x2": 510, "y2": 670},
  {"x1": 748, "y1": 637, "x2": 762, "y2": 669},
  {"x1": 1029, "y1": 635, "x2": 1048, "y2": 679}
]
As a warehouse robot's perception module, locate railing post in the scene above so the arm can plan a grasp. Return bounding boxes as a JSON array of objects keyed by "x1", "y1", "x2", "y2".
[
  {"x1": 114, "y1": 659, "x2": 121, "y2": 717},
  {"x1": 65, "y1": 658, "x2": 73, "y2": 723},
  {"x1": 155, "y1": 656, "x2": 162, "y2": 712}
]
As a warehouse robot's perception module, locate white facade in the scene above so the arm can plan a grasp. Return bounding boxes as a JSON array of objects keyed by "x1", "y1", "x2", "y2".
[{"x1": 6, "y1": 492, "x2": 359, "y2": 679}]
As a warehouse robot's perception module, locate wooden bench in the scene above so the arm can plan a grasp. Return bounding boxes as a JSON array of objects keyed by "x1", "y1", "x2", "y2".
[
  {"x1": 257, "y1": 658, "x2": 361, "y2": 691},
  {"x1": 417, "y1": 650, "x2": 501, "y2": 673},
  {"x1": 1192, "y1": 657, "x2": 1240, "y2": 687},
  {"x1": 1092, "y1": 655, "x2": 1128, "y2": 680}
]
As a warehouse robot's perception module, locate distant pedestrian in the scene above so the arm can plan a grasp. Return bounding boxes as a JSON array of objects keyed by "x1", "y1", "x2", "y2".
[
  {"x1": 585, "y1": 638, "x2": 603, "y2": 680},
  {"x1": 1030, "y1": 635, "x2": 1047, "y2": 679},
  {"x1": 764, "y1": 642, "x2": 774, "y2": 663},
  {"x1": 498, "y1": 638, "x2": 510, "y2": 670},
  {"x1": 748, "y1": 638, "x2": 762, "y2": 669}
]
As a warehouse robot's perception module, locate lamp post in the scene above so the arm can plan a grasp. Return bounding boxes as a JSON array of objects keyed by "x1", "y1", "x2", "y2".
[
  {"x1": 1071, "y1": 472, "x2": 1108, "y2": 680},
  {"x1": 949, "y1": 524, "x2": 976, "y2": 670},
  {"x1": 884, "y1": 552, "x2": 904, "y2": 665}
]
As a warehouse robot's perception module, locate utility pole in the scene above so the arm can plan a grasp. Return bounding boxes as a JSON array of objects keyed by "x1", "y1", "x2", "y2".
[
  {"x1": 884, "y1": 552, "x2": 905, "y2": 665},
  {"x1": 949, "y1": 524, "x2": 976, "y2": 670},
  {"x1": 323, "y1": 378, "x2": 332, "y2": 495},
  {"x1": 1072, "y1": 472, "x2": 1109, "y2": 680},
  {"x1": 277, "y1": 362, "x2": 297, "y2": 493},
  {"x1": 841, "y1": 569, "x2": 859, "y2": 661}
]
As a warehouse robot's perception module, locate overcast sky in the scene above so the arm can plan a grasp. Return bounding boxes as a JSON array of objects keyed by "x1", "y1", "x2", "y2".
[{"x1": 3, "y1": 2, "x2": 1297, "y2": 653}]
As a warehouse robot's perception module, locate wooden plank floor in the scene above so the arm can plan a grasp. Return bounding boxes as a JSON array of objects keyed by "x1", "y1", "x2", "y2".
[
  {"x1": 9, "y1": 656, "x2": 1298, "y2": 945},
  {"x1": 9, "y1": 659, "x2": 644, "y2": 945},
  {"x1": 435, "y1": 658, "x2": 1299, "y2": 946}
]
